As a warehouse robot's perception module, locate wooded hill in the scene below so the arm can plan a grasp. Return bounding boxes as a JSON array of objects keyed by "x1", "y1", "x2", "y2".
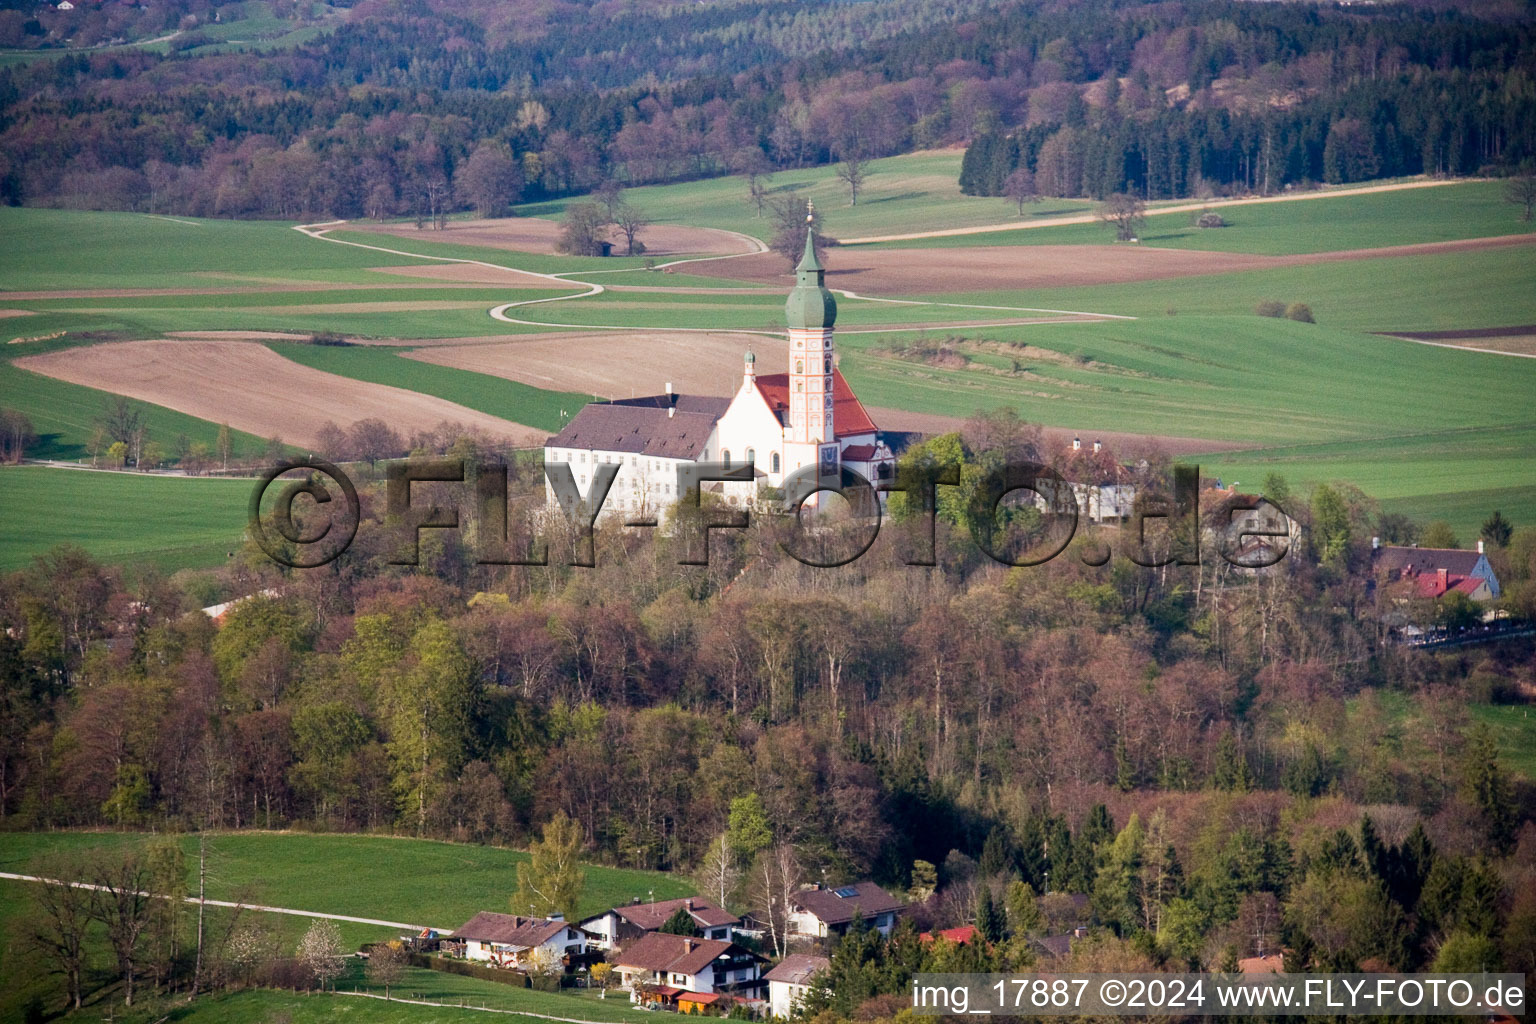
[{"x1": 1, "y1": 0, "x2": 1532, "y2": 216}]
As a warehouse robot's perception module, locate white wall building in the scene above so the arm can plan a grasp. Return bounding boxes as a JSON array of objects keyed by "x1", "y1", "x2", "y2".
[
  {"x1": 763, "y1": 954, "x2": 830, "y2": 1019},
  {"x1": 544, "y1": 228, "x2": 902, "y2": 520}
]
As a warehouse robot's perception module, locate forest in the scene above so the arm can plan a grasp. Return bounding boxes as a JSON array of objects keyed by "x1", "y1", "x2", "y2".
[
  {"x1": 1, "y1": 0, "x2": 1533, "y2": 217},
  {"x1": 2, "y1": 414, "x2": 1534, "y2": 986}
]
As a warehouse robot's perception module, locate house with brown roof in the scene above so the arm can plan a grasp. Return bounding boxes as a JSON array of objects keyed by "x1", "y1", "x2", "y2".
[
  {"x1": 787, "y1": 881, "x2": 904, "y2": 940},
  {"x1": 578, "y1": 896, "x2": 740, "y2": 950},
  {"x1": 543, "y1": 229, "x2": 912, "y2": 521},
  {"x1": 449, "y1": 912, "x2": 592, "y2": 968},
  {"x1": 611, "y1": 931, "x2": 766, "y2": 1005},
  {"x1": 763, "y1": 953, "x2": 830, "y2": 1019}
]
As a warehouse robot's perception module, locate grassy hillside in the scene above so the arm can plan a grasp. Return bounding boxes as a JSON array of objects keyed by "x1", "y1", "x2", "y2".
[
  {"x1": 0, "y1": 467, "x2": 252, "y2": 571},
  {"x1": 520, "y1": 150, "x2": 1098, "y2": 240},
  {"x1": 919, "y1": 246, "x2": 1536, "y2": 332},
  {"x1": 0, "y1": 209, "x2": 438, "y2": 291},
  {"x1": 874, "y1": 180, "x2": 1529, "y2": 253},
  {"x1": 0, "y1": 832, "x2": 694, "y2": 928}
]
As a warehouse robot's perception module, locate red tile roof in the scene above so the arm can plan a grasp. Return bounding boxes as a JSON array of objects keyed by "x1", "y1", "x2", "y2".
[
  {"x1": 920, "y1": 925, "x2": 979, "y2": 945},
  {"x1": 753, "y1": 370, "x2": 878, "y2": 438},
  {"x1": 840, "y1": 444, "x2": 879, "y2": 461}
]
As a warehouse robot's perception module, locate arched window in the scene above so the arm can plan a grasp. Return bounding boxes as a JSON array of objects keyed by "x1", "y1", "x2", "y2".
[
  {"x1": 796, "y1": 381, "x2": 803, "y2": 393},
  {"x1": 824, "y1": 356, "x2": 831, "y2": 373},
  {"x1": 721, "y1": 449, "x2": 731, "y2": 469},
  {"x1": 825, "y1": 376, "x2": 833, "y2": 392},
  {"x1": 795, "y1": 359, "x2": 803, "y2": 373},
  {"x1": 771, "y1": 452, "x2": 781, "y2": 474},
  {"x1": 745, "y1": 447, "x2": 755, "y2": 468}
]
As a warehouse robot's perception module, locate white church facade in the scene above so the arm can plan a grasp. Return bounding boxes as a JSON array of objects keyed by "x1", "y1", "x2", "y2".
[{"x1": 544, "y1": 228, "x2": 900, "y2": 517}]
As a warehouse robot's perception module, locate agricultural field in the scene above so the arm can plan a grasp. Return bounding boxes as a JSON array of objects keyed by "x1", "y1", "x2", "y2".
[
  {"x1": 0, "y1": 831, "x2": 694, "y2": 928},
  {"x1": 3, "y1": 173, "x2": 1534, "y2": 563},
  {"x1": 0, "y1": 466, "x2": 252, "y2": 571}
]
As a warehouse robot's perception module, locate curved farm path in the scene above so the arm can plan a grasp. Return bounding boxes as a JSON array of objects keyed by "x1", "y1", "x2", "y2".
[
  {"x1": 294, "y1": 220, "x2": 1124, "y2": 334},
  {"x1": 838, "y1": 177, "x2": 1481, "y2": 244}
]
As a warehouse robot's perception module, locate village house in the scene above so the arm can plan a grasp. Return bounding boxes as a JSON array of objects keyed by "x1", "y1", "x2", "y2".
[
  {"x1": 611, "y1": 931, "x2": 766, "y2": 1008},
  {"x1": 577, "y1": 896, "x2": 739, "y2": 950},
  {"x1": 763, "y1": 953, "x2": 830, "y2": 1019},
  {"x1": 544, "y1": 228, "x2": 910, "y2": 520},
  {"x1": 1373, "y1": 540, "x2": 1502, "y2": 601},
  {"x1": 449, "y1": 912, "x2": 591, "y2": 968},
  {"x1": 1034, "y1": 438, "x2": 1137, "y2": 524},
  {"x1": 787, "y1": 881, "x2": 904, "y2": 940}
]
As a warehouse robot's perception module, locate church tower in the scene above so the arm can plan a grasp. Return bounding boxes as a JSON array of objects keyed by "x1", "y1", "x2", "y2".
[{"x1": 783, "y1": 216, "x2": 839, "y2": 481}]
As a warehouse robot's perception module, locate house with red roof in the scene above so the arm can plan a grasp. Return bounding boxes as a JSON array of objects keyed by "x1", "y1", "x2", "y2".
[
  {"x1": 1374, "y1": 541, "x2": 1501, "y2": 602},
  {"x1": 544, "y1": 229, "x2": 913, "y2": 520}
]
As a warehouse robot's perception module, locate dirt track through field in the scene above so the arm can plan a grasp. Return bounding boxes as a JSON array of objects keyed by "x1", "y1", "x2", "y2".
[
  {"x1": 16, "y1": 340, "x2": 547, "y2": 447},
  {"x1": 680, "y1": 233, "x2": 1536, "y2": 295}
]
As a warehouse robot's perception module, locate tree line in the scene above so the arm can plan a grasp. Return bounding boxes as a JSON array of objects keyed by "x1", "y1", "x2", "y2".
[
  {"x1": 1, "y1": 0, "x2": 1531, "y2": 217},
  {"x1": 3, "y1": 415, "x2": 1533, "y2": 997}
]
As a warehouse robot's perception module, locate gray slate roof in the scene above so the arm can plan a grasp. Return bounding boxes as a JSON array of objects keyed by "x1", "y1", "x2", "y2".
[
  {"x1": 546, "y1": 394, "x2": 729, "y2": 461},
  {"x1": 1374, "y1": 546, "x2": 1484, "y2": 576}
]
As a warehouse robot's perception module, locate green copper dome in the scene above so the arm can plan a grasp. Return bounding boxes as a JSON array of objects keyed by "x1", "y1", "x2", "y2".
[{"x1": 785, "y1": 227, "x2": 836, "y2": 330}]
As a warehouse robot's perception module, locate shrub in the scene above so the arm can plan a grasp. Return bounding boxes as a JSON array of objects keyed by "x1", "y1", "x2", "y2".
[
  {"x1": 1196, "y1": 211, "x2": 1226, "y2": 228},
  {"x1": 307, "y1": 331, "x2": 351, "y2": 346},
  {"x1": 1285, "y1": 302, "x2": 1315, "y2": 323},
  {"x1": 1254, "y1": 300, "x2": 1285, "y2": 318}
]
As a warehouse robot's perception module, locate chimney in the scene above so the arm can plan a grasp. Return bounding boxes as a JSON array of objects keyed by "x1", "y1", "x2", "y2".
[
  {"x1": 684, "y1": 939, "x2": 695, "y2": 952},
  {"x1": 666, "y1": 381, "x2": 675, "y2": 418},
  {"x1": 1092, "y1": 439, "x2": 1102, "y2": 454},
  {"x1": 1072, "y1": 436, "x2": 1081, "y2": 451},
  {"x1": 1438, "y1": 568, "x2": 1448, "y2": 586},
  {"x1": 1372, "y1": 536, "x2": 1380, "y2": 550},
  {"x1": 685, "y1": 898, "x2": 693, "y2": 910},
  {"x1": 1477, "y1": 539, "x2": 1484, "y2": 554}
]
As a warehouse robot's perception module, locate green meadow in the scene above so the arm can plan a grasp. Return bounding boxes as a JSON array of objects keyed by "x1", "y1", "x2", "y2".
[
  {"x1": 875, "y1": 180, "x2": 1530, "y2": 253},
  {"x1": 520, "y1": 150, "x2": 1100, "y2": 240},
  {"x1": 0, "y1": 467, "x2": 252, "y2": 571},
  {"x1": 918, "y1": 246, "x2": 1536, "y2": 332},
  {"x1": 0, "y1": 208, "x2": 434, "y2": 291},
  {"x1": 0, "y1": 831, "x2": 692, "y2": 928},
  {"x1": 0, "y1": 830, "x2": 686, "y2": 1024}
]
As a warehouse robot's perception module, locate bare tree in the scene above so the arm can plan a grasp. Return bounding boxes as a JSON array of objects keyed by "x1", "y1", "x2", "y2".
[
  {"x1": 1506, "y1": 174, "x2": 1536, "y2": 222},
  {"x1": 1098, "y1": 192, "x2": 1147, "y2": 242},
  {"x1": 556, "y1": 201, "x2": 611, "y2": 257},
  {"x1": 366, "y1": 939, "x2": 407, "y2": 999},
  {"x1": 767, "y1": 195, "x2": 826, "y2": 269},
  {"x1": 27, "y1": 865, "x2": 93, "y2": 1010},
  {"x1": 101, "y1": 395, "x2": 143, "y2": 448},
  {"x1": 733, "y1": 147, "x2": 773, "y2": 216},
  {"x1": 695, "y1": 833, "x2": 740, "y2": 910},
  {"x1": 89, "y1": 850, "x2": 154, "y2": 1006},
  {"x1": 835, "y1": 150, "x2": 868, "y2": 207},
  {"x1": 749, "y1": 843, "x2": 801, "y2": 958},
  {"x1": 613, "y1": 202, "x2": 649, "y2": 256},
  {"x1": 593, "y1": 179, "x2": 626, "y2": 223},
  {"x1": 1003, "y1": 167, "x2": 1040, "y2": 215},
  {"x1": 0, "y1": 408, "x2": 34, "y2": 463}
]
